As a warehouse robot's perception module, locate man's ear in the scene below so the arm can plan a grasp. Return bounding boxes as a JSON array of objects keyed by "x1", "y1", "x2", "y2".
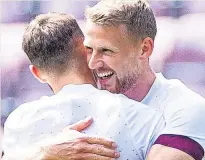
[
  {"x1": 29, "y1": 65, "x2": 47, "y2": 83},
  {"x1": 139, "y1": 37, "x2": 154, "y2": 60}
]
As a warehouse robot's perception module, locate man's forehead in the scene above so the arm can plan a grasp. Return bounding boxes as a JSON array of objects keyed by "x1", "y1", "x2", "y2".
[
  {"x1": 84, "y1": 20, "x2": 128, "y2": 35},
  {"x1": 83, "y1": 37, "x2": 119, "y2": 51},
  {"x1": 84, "y1": 20, "x2": 97, "y2": 33},
  {"x1": 83, "y1": 21, "x2": 133, "y2": 49}
]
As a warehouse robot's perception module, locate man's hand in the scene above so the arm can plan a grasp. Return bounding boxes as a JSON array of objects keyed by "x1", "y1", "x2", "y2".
[
  {"x1": 42, "y1": 117, "x2": 120, "y2": 160},
  {"x1": 43, "y1": 136, "x2": 119, "y2": 160},
  {"x1": 2, "y1": 117, "x2": 119, "y2": 160}
]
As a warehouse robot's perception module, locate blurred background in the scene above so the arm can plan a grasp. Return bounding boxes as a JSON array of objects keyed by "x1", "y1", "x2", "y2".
[{"x1": 1, "y1": 0, "x2": 205, "y2": 153}]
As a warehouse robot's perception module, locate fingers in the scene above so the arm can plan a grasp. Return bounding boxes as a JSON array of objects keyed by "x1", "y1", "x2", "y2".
[
  {"x1": 56, "y1": 118, "x2": 120, "y2": 160},
  {"x1": 68, "y1": 117, "x2": 93, "y2": 131},
  {"x1": 83, "y1": 144, "x2": 120, "y2": 158},
  {"x1": 44, "y1": 136, "x2": 120, "y2": 160},
  {"x1": 73, "y1": 137, "x2": 120, "y2": 158},
  {"x1": 81, "y1": 136, "x2": 117, "y2": 149}
]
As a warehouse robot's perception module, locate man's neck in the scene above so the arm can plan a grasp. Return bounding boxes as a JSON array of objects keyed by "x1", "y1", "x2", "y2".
[
  {"x1": 50, "y1": 72, "x2": 95, "y2": 94},
  {"x1": 123, "y1": 68, "x2": 156, "y2": 102}
]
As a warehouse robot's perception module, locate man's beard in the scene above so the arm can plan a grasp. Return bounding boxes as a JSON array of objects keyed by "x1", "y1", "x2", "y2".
[
  {"x1": 117, "y1": 71, "x2": 140, "y2": 94},
  {"x1": 99, "y1": 71, "x2": 140, "y2": 94}
]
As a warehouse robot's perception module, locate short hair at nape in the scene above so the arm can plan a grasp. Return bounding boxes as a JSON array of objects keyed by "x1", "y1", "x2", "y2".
[
  {"x1": 85, "y1": 0, "x2": 157, "y2": 41},
  {"x1": 22, "y1": 12, "x2": 84, "y2": 74}
]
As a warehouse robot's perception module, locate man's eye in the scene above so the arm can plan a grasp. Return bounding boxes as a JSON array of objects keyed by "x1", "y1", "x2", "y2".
[
  {"x1": 101, "y1": 49, "x2": 114, "y2": 55},
  {"x1": 102, "y1": 48, "x2": 110, "y2": 52},
  {"x1": 86, "y1": 48, "x2": 93, "y2": 54}
]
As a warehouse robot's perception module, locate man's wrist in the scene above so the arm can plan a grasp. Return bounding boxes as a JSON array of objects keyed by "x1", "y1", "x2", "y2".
[{"x1": 39, "y1": 146, "x2": 60, "y2": 160}]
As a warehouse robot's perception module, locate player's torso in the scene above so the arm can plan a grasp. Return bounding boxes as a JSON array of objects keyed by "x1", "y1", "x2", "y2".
[{"x1": 12, "y1": 85, "x2": 152, "y2": 160}]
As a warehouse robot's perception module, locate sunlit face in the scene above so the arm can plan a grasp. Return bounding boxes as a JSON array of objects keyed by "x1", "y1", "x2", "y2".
[{"x1": 84, "y1": 21, "x2": 144, "y2": 93}]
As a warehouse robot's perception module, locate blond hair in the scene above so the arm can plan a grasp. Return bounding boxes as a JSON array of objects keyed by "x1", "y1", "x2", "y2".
[{"x1": 85, "y1": 0, "x2": 157, "y2": 41}]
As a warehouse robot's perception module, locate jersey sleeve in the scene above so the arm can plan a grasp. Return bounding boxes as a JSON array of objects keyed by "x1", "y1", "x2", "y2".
[
  {"x1": 2, "y1": 104, "x2": 29, "y2": 154},
  {"x1": 2, "y1": 102, "x2": 58, "y2": 155},
  {"x1": 160, "y1": 98, "x2": 205, "y2": 156}
]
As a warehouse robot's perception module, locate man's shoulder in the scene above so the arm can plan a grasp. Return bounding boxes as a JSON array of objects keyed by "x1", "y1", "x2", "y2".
[
  {"x1": 153, "y1": 75, "x2": 205, "y2": 122},
  {"x1": 161, "y1": 77, "x2": 205, "y2": 131},
  {"x1": 161, "y1": 79, "x2": 205, "y2": 149},
  {"x1": 4, "y1": 94, "x2": 62, "y2": 129},
  {"x1": 161, "y1": 76, "x2": 205, "y2": 106}
]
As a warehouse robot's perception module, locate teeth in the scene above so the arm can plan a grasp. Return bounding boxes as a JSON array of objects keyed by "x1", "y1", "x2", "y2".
[{"x1": 97, "y1": 71, "x2": 113, "y2": 78}]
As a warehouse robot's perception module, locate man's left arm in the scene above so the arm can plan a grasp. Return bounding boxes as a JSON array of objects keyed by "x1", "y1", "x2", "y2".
[{"x1": 147, "y1": 144, "x2": 195, "y2": 160}]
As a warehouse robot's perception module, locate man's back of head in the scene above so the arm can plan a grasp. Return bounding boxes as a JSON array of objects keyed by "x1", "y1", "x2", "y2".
[
  {"x1": 23, "y1": 13, "x2": 85, "y2": 75},
  {"x1": 22, "y1": 13, "x2": 94, "y2": 93}
]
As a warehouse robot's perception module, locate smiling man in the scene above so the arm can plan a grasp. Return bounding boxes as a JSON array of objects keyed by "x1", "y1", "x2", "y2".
[
  {"x1": 83, "y1": 0, "x2": 205, "y2": 159},
  {"x1": 85, "y1": 22, "x2": 146, "y2": 95},
  {"x1": 84, "y1": 1, "x2": 156, "y2": 100}
]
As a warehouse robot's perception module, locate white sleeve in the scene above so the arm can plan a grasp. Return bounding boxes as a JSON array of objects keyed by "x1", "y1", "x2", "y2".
[
  {"x1": 161, "y1": 99, "x2": 205, "y2": 150},
  {"x1": 2, "y1": 104, "x2": 27, "y2": 154},
  {"x1": 2, "y1": 103, "x2": 54, "y2": 154}
]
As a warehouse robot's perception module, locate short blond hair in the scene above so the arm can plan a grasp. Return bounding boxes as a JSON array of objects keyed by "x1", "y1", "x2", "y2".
[{"x1": 85, "y1": 0, "x2": 157, "y2": 41}]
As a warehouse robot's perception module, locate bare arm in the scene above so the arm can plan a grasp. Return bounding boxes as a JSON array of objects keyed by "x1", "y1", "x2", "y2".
[{"x1": 147, "y1": 144, "x2": 195, "y2": 160}]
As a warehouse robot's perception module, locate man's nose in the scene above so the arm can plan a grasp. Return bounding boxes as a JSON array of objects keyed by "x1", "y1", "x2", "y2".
[{"x1": 88, "y1": 52, "x2": 103, "y2": 70}]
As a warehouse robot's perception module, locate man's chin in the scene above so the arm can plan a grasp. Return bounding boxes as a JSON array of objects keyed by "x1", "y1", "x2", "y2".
[
  {"x1": 95, "y1": 78, "x2": 120, "y2": 93},
  {"x1": 108, "y1": 89, "x2": 119, "y2": 94},
  {"x1": 101, "y1": 86, "x2": 119, "y2": 94}
]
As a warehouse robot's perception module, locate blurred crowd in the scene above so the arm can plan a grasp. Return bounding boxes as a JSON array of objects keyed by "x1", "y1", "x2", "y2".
[{"x1": 1, "y1": 0, "x2": 205, "y2": 149}]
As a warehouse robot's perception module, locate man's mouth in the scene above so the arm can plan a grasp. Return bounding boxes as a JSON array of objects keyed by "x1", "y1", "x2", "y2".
[{"x1": 96, "y1": 71, "x2": 114, "y2": 80}]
